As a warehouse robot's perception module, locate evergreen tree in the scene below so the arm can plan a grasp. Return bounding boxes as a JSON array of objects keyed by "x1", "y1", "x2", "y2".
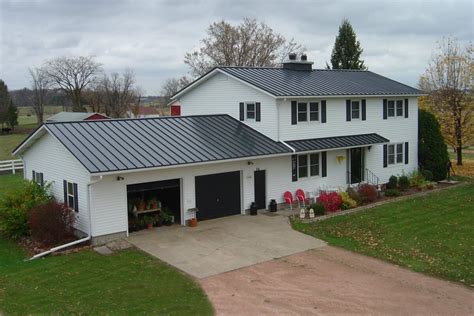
[
  {"x1": 418, "y1": 109, "x2": 449, "y2": 180},
  {"x1": 6, "y1": 100, "x2": 18, "y2": 130},
  {"x1": 0, "y1": 79, "x2": 11, "y2": 127},
  {"x1": 329, "y1": 19, "x2": 366, "y2": 70}
]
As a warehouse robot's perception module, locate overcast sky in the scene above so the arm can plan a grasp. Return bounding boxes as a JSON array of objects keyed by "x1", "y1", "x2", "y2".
[{"x1": 0, "y1": 0, "x2": 472, "y2": 95}]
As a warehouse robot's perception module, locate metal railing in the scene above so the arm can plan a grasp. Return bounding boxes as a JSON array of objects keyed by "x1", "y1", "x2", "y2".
[
  {"x1": 365, "y1": 168, "x2": 379, "y2": 186},
  {"x1": 0, "y1": 159, "x2": 23, "y2": 174}
]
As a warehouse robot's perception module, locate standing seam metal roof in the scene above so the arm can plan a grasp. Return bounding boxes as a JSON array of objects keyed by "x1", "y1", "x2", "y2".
[
  {"x1": 286, "y1": 133, "x2": 389, "y2": 152},
  {"x1": 44, "y1": 114, "x2": 292, "y2": 174},
  {"x1": 218, "y1": 67, "x2": 422, "y2": 96}
]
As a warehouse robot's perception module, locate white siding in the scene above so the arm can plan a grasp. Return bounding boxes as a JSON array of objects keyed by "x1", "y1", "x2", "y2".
[
  {"x1": 179, "y1": 72, "x2": 279, "y2": 140},
  {"x1": 22, "y1": 133, "x2": 92, "y2": 234}
]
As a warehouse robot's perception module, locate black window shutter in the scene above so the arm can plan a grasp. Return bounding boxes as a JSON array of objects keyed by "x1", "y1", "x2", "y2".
[
  {"x1": 63, "y1": 180, "x2": 68, "y2": 205},
  {"x1": 256, "y1": 102, "x2": 261, "y2": 122},
  {"x1": 321, "y1": 152, "x2": 327, "y2": 177},
  {"x1": 40, "y1": 173, "x2": 44, "y2": 186},
  {"x1": 32, "y1": 170, "x2": 36, "y2": 181},
  {"x1": 321, "y1": 100, "x2": 327, "y2": 123},
  {"x1": 291, "y1": 155, "x2": 298, "y2": 181},
  {"x1": 383, "y1": 144, "x2": 388, "y2": 168},
  {"x1": 404, "y1": 99, "x2": 409, "y2": 118},
  {"x1": 361, "y1": 99, "x2": 366, "y2": 121},
  {"x1": 239, "y1": 102, "x2": 244, "y2": 121},
  {"x1": 73, "y1": 183, "x2": 79, "y2": 212},
  {"x1": 291, "y1": 101, "x2": 297, "y2": 125},
  {"x1": 405, "y1": 142, "x2": 409, "y2": 164},
  {"x1": 346, "y1": 100, "x2": 351, "y2": 121},
  {"x1": 383, "y1": 99, "x2": 388, "y2": 120}
]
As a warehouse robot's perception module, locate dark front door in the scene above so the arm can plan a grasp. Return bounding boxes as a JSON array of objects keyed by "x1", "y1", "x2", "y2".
[
  {"x1": 195, "y1": 171, "x2": 241, "y2": 221},
  {"x1": 350, "y1": 148, "x2": 364, "y2": 184},
  {"x1": 254, "y1": 170, "x2": 266, "y2": 209}
]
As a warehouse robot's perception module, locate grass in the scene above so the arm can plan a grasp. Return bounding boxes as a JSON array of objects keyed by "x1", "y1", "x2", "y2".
[
  {"x1": 0, "y1": 174, "x2": 213, "y2": 315},
  {"x1": 0, "y1": 133, "x2": 29, "y2": 160},
  {"x1": 292, "y1": 183, "x2": 474, "y2": 286}
]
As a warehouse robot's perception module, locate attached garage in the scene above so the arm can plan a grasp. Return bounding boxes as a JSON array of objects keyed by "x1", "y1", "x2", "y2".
[{"x1": 195, "y1": 171, "x2": 241, "y2": 221}]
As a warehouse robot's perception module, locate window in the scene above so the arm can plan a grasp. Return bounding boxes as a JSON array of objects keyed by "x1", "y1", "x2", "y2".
[
  {"x1": 387, "y1": 99, "x2": 404, "y2": 117},
  {"x1": 388, "y1": 143, "x2": 404, "y2": 165},
  {"x1": 351, "y1": 101, "x2": 360, "y2": 119},
  {"x1": 396, "y1": 100, "x2": 403, "y2": 117},
  {"x1": 65, "y1": 181, "x2": 78, "y2": 212},
  {"x1": 298, "y1": 153, "x2": 320, "y2": 178},
  {"x1": 387, "y1": 100, "x2": 395, "y2": 117},
  {"x1": 298, "y1": 102, "x2": 319, "y2": 122},
  {"x1": 32, "y1": 171, "x2": 44, "y2": 186},
  {"x1": 246, "y1": 103, "x2": 255, "y2": 119}
]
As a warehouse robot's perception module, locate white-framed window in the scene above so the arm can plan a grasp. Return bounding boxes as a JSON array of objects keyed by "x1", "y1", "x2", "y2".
[
  {"x1": 32, "y1": 170, "x2": 44, "y2": 186},
  {"x1": 246, "y1": 102, "x2": 255, "y2": 120},
  {"x1": 65, "y1": 181, "x2": 78, "y2": 212},
  {"x1": 351, "y1": 101, "x2": 360, "y2": 119},
  {"x1": 388, "y1": 100, "x2": 404, "y2": 117},
  {"x1": 298, "y1": 153, "x2": 320, "y2": 178},
  {"x1": 297, "y1": 102, "x2": 319, "y2": 122},
  {"x1": 388, "y1": 143, "x2": 404, "y2": 165}
]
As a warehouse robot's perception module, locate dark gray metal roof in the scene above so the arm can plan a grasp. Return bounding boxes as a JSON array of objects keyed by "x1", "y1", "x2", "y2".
[
  {"x1": 44, "y1": 114, "x2": 292, "y2": 174},
  {"x1": 219, "y1": 67, "x2": 422, "y2": 96},
  {"x1": 286, "y1": 133, "x2": 389, "y2": 152}
]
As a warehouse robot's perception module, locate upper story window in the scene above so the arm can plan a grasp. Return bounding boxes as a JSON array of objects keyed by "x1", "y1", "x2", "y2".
[
  {"x1": 351, "y1": 101, "x2": 360, "y2": 119},
  {"x1": 388, "y1": 143, "x2": 404, "y2": 165},
  {"x1": 298, "y1": 153, "x2": 320, "y2": 178},
  {"x1": 246, "y1": 102, "x2": 255, "y2": 119},
  {"x1": 239, "y1": 102, "x2": 260, "y2": 122},
  {"x1": 387, "y1": 100, "x2": 404, "y2": 118},
  {"x1": 297, "y1": 102, "x2": 319, "y2": 122}
]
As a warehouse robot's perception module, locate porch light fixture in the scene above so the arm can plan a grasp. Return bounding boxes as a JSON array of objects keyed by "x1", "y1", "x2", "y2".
[
  {"x1": 336, "y1": 155, "x2": 345, "y2": 165},
  {"x1": 247, "y1": 161, "x2": 254, "y2": 165},
  {"x1": 116, "y1": 176, "x2": 124, "y2": 181},
  {"x1": 368, "y1": 146, "x2": 372, "y2": 151}
]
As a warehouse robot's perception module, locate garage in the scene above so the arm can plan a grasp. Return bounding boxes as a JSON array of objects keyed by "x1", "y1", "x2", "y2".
[
  {"x1": 127, "y1": 179, "x2": 181, "y2": 231},
  {"x1": 195, "y1": 171, "x2": 241, "y2": 221}
]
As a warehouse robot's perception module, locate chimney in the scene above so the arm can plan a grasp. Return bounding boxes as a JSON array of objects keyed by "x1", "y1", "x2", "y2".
[{"x1": 283, "y1": 53, "x2": 313, "y2": 71}]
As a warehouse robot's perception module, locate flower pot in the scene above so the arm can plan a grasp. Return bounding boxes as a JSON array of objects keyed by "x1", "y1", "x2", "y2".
[
  {"x1": 189, "y1": 218, "x2": 198, "y2": 227},
  {"x1": 147, "y1": 223, "x2": 153, "y2": 230}
]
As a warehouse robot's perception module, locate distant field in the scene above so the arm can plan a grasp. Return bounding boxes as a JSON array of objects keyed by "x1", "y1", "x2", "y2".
[{"x1": 17, "y1": 105, "x2": 64, "y2": 117}]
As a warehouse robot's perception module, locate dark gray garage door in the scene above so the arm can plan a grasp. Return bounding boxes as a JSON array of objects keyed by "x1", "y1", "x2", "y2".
[{"x1": 195, "y1": 171, "x2": 241, "y2": 221}]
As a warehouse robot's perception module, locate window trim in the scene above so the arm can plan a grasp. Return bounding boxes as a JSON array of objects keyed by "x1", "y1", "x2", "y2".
[
  {"x1": 387, "y1": 143, "x2": 404, "y2": 166},
  {"x1": 387, "y1": 99, "x2": 404, "y2": 118},
  {"x1": 297, "y1": 101, "x2": 320, "y2": 123},
  {"x1": 297, "y1": 153, "x2": 321, "y2": 178},
  {"x1": 245, "y1": 102, "x2": 256, "y2": 120},
  {"x1": 351, "y1": 100, "x2": 361, "y2": 120},
  {"x1": 65, "y1": 181, "x2": 78, "y2": 212},
  {"x1": 33, "y1": 171, "x2": 44, "y2": 186}
]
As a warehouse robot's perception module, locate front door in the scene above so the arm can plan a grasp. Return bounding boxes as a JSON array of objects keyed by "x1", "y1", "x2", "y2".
[
  {"x1": 254, "y1": 170, "x2": 266, "y2": 209},
  {"x1": 350, "y1": 148, "x2": 364, "y2": 184}
]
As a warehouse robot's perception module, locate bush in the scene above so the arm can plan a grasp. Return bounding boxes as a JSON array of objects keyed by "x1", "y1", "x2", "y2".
[
  {"x1": 398, "y1": 175, "x2": 410, "y2": 191},
  {"x1": 422, "y1": 170, "x2": 434, "y2": 181},
  {"x1": 386, "y1": 175, "x2": 398, "y2": 189},
  {"x1": 307, "y1": 203, "x2": 326, "y2": 216},
  {"x1": 408, "y1": 171, "x2": 425, "y2": 187},
  {"x1": 317, "y1": 191, "x2": 342, "y2": 212},
  {"x1": 384, "y1": 188, "x2": 401, "y2": 197},
  {"x1": 28, "y1": 201, "x2": 76, "y2": 246},
  {"x1": 339, "y1": 191, "x2": 358, "y2": 210},
  {"x1": 418, "y1": 109, "x2": 449, "y2": 181},
  {"x1": 347, "y1": 187, "x2": 362, "y2": 205},
  {"x1": 357, "y1": 184, "x2": 378, "y2": 204},
  {"x1": 0, "y1": 181, "x2": 52, "y2": 239}
]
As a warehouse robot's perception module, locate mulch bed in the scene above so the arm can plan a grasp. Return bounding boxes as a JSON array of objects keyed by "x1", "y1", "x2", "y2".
[{"x1": 17, "y1": 236, "x2": 92, "y2": 258}]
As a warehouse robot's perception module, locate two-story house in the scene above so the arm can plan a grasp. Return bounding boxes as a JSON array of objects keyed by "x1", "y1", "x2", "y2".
[{"x1": 14, "y1": 55, "x2": 423, "y2": 244}]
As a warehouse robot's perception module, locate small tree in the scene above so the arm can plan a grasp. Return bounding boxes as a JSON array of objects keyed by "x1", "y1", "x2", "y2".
[
  {"x1": 418, "y1": 109, "x2": 449, "y2": 180},
  {"x1": 0, "y1": 79, "x2": 10, "y2": 127},
  {"x1": 160, "y1": 76, "x2": 190, "y2": 104},
  {"x1": 329, "y1": 19, "x2": 366, "y2": 70},
  {"x1": 6, "y1": 100, "x2": 18, "y2": 130}
]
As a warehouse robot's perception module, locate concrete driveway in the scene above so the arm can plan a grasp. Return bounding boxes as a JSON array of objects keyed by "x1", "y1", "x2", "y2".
[
  {"x1": 200, "y1": 247, "x2": 474, "y2": 315},
  {"x1": 127, "y1": 213, "x2": 325, "y2": 278}
]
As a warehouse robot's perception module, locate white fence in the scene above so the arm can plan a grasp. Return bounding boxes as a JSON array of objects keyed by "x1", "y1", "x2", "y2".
[{"x1": 0, "y1": 159, "x2": 24, "y2": 174}]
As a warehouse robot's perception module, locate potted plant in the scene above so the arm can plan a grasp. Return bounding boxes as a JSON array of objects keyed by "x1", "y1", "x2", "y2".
[
  {"x1": 149, "y1": 198, "x2": 158, "y2": 209},
  {"x1": 144, "y1": 216, "x2": 154, "y2": 229},
  {"x1": 137, "y1": 198, "x2": 146, "y2": 212},
  {"x1": 161, "y1": 209, "x2": 173, "y2": 226}
]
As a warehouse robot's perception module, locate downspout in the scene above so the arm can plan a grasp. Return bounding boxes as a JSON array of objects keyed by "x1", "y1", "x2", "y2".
[
  {"x1": 281, "y1": 141, "x2": 296, "y2": 153},
  {"x1": 28, "y1": 175, "x2": 103, "y2": 261}
]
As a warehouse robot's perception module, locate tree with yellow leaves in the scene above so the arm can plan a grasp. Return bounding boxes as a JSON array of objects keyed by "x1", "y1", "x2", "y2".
[{"x1": 419, "y1": 37, "x2": 473, "y2": 165}]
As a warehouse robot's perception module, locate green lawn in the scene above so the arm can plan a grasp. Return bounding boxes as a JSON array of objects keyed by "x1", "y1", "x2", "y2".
[
  {"x1": 292, "y1": 183, "x2": 474, "y2": 285},
  {"x1": 0, "y1": 133, "x2": 29, "y2": 160},
  {"x1": 0, "y1": 174, "x2": 213, "y2": 315},
  {"x1": 0, "y1": 173, "x2": 24, "y2": 195}
]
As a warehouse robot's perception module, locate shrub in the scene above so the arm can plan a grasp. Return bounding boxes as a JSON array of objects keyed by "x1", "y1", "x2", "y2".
[
  {"x1": 418, "y1": 109, "x2": 449, "y2": 181},
  {"x1": 347, "y1": 187, "x2": 362, "y2": 205},
  {"x1": 384, "y1": 188, "x2": 401, "y2": 197},
  {"x1": 386, "y1": 175, "x2": 398, "y2": 189},
  {"x1": 0, "y1": 181, "x2": 52, "y2": 239},
  {"x1": 317, "y1": 191, "x2": 342, "y2": 212},
  {"x1": 422, "y1": 170, "x2": 434, "y2": 181},
  {"x1": 307, "y1": 203, "x2": 326, "y2": 216},
  {"x1": 357, "y1": 184, "x2": 378, "y2": 204},
  {"x1": 28, "y1": 201, "x2": 76, "y2": 246},
  {"x1": 339, "y1": 191, "x2": 358, "y2": 210},
  {"x1": 398, "y1": 175, "x2": 410, "y2": 191}
]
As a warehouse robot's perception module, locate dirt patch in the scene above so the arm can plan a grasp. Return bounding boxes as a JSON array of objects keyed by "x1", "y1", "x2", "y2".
[{"x1": 200, "y1": 247, "x2": 473, "y2": 315}]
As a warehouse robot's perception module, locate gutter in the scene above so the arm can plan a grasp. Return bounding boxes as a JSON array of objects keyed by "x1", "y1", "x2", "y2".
[{"x1": 27, "y1": 175, "x2": 104, "y2": 261}]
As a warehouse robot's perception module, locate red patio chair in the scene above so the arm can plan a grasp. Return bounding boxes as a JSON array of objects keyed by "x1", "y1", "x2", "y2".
[
  {"x1": 295, "y1": 189, "x2": 309, "y2": 208},
  {"x1": 283, "y1": 191, "x2": 294, "y2": 210}
]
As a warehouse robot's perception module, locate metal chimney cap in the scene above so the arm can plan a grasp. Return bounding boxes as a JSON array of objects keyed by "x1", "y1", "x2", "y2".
[
  {"x1": 289, "y1": 53, "x2": 297, "y2": 60},
  {"x1": 301, "y1": 54, "x2": 307, "y2": 61}
]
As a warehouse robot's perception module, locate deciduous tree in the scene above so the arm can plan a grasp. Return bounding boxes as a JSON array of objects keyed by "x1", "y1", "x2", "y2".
[
  {"x1": 329, "y1": 19, "x2": 366, "y2": 70},
  {"x1": 99, "y1": 70, "x2": 142, "y2": 118},
  {"x1": 29, "y1": 67, "x2": 50, "y2": 124},
  {"x1": 419, "y1": 37, "x2": 473, "y2": 165},
  {"x1": 160, "y1": 76, "x2": 190, "y2": 104},
  {"x1": 184, "y1": 18, "x2": 303, "y2": 77}
]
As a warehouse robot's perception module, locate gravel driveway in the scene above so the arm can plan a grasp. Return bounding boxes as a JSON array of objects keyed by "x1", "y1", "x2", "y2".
[{"x1": 200, "y1": 246, "x2": 473, "y2": 315}]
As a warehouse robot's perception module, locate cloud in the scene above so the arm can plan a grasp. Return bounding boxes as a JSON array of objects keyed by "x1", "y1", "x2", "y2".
[{"x1": 0, "y1": 0, "x2": 472, "y2": 93}]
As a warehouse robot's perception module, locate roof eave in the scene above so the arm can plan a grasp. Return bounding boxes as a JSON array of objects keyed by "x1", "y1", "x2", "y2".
[{"x1": 275, "y1": 93, "x2": 426, "y2": 99}]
